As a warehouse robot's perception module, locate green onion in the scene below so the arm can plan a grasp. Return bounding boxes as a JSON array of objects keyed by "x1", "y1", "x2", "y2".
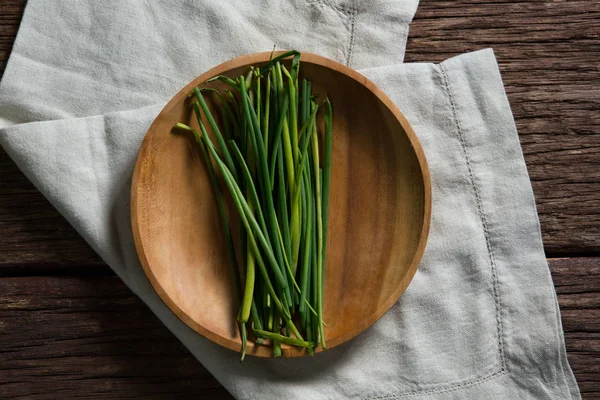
[
  {"x1": 254, "y1": 329, "x2": 314, "y2": 348},
  {"x1": 173, "y1": 51, "x2": 331, "y2": 358}
]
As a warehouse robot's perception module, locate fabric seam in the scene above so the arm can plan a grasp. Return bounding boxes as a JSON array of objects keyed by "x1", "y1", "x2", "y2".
[
  {"x1": 357, "y1": 60, "x2": 510, "y2": 400},
  {"x1": 345, "y1": 7, "x2": 357, "y2": 67},
  {"x1": 439, "y1": 63, "x2": 507, "y2": 371},
  {"x1": 364, "y1": 370, "x2": 508, "y2": 399},
  {"x1": 306, "y1": 0, "x2": 356, "y2": 16},
  {"x1": 305, "y1": 0, "x2": 358, "y2": 67}
]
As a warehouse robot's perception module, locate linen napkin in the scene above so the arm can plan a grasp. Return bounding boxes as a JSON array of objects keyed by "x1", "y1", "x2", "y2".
[{"x1": 0, "y1": 1, "x2": 580, "y2": 399}]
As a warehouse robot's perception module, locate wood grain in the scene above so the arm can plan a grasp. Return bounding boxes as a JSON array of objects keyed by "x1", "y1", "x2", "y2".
[
  {"x1": 131, "y1": 52, "x2": 431, "y2": 356},
  {"x1": 0, "y1": 275, "x2": 233, "y2": 400},
  {"x1": 0, "y1": 0, "x2": 598, "y2": 397},
  {"x1": 0, "y1": 0, "x2": 23, "y2": 76},
  {"x1": 0, "y1": 258, "x2": 597, "y2": 399},
  {"x1": 0, "y1": 147, "x2": 102, "y2": 267},
  {"x1": 1, "y1": 0, "x2": 598, "y2": 267},
  {"x1": 404, "y1": 0, "x2": 600, "y2": 255},
  {"x1": 0, "y1": 0, "x2": 100, "y2": 267},
  {"x1": 551, "y1": 257, "x2": 600, "y2": 398}
]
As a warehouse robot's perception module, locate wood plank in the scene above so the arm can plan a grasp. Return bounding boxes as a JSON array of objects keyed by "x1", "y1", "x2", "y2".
[
  {"x1": 0, "y1": 0, "x2": 25, "y2": 76},
  {"x1": 0, "y1": 258, "x2": 597, "y2": 398},
  {"x1": 0, "y1": 0, "x2": 598, "y2": 268},
  {"x1": 405, "y1": 0, "x2": 600, "y2": 255},
  {"x1": 0, "y1": 148, "x2": 102, "y2": 266},
  {"x1": 551, "y1": 257, "x2": 600, "y2": 398},
  {"x1": 0, "y1": 274, "x2": 233, "y2": 399},
  {"x1": 0, "y1": 0, "x2": 598, "y2": 397},
  {"x1": 0, "y1": 0, "x2": 103, "y2": 267}
]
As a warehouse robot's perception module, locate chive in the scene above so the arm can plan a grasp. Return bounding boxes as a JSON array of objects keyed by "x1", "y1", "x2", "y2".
[
  {"x1": 299, "y1": 162, "x2": 312, "y2": 316},
  {"x1": 205, "y1": 74, "x2": 239, "y2": 89},
  {"x1": 310, "y1": 102, "x2": 326, "y2": 349},
  {"x1": 268, "y1": 95, "x2": 289, "y2": 188},
  {"x1": 277, "y1": 142, "x2": 292, "y2": 273},
  {"x1": 274, "y1": 340, "x2": 282, "y2": 357},
  {"x1": 288, "y1": 100, "x2": 318, "y2": 276},
  {"x1": 253, "y1": 329, "x2": 314, "y2": 348},
  {"x1": 255, "y1": 71, "x2": 261, "y2": 129},
  {"x1": 193, "y1": 88, "x2": 238, "y2": 181},
  {"x1": 240, "y1": 82, "x2": 293, "y2": 307},
  {"x1": 281, "y1": 65, "x2": 298, "y2": 165},
  {"x1": 229, "y1": 141, "x2": 268, "y2": 234},
  {"x1": 240, "y1": 236, "x2": 255, "y2": 324},
  {"x1": 263, "y1": 70, "x2": 271, "y2": 145},
  {"x1": 174, "y1": 123, "x2": 241, "y2": 299},
  {"x1": 200, "y1": 121, "x2": 288, "y2": 294},
  {"x1": 259, "y1": 50, "x2": 300, "y2": 74},
  {"x1": 200, "y1": 87, "x2": 241, "y2": 136},
  {"x1": 175, "y1": 52, "x2": 332, "y2": 356},
  {"x1": 301, "y1": 79, "x2": 308, "y2": 126},
  {"x1": 276, "y1": 62, "x2": 296, "y2": 201},
  {"x1": 240, "y1": 322, "x2": 248, "y2": 361},
  {"x1": 292, "y1": 105, "x2": 318, "y2": 194},
  {"x1": 174, "y1": 122, "x2": 247, "y2": 357},
  {"x1": 219, "y1": 164, "x2": 298, "y2": 334},
  {"x1": 267, "y1": 300, "x2": 274, "y2": 331},
  {"x1": 224, "y1": 89, "x2": 242, "y2": 133},
  {"x1": 221, "y1": 105, "x2": 232, "y2": 141},
  {"x1": 272, "y1": 306, "x2": 282, "y2": 357},
  {"x1": 202, "y1": 131, "x2": 304, "y2": 340},
  {"x1": 244, "y1": 68, "x2": 254, "y2": 90},
  {"x1": 306, "y1": 312, "x2": 314, "y2": 356},
  {"x1": 251, "y1": 299, "x2": 264, "y2": 344},
  {"x1": 290, "y1": 51, "x2": 301, "y2": 84},
  {"x1": 310, "y1": 164, "x2": 319, "y2": 345}
]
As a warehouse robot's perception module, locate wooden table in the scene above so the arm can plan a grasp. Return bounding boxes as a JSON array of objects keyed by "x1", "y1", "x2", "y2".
[{"x1": 1, "y1": 0, "x2": 598, "y2": 398}]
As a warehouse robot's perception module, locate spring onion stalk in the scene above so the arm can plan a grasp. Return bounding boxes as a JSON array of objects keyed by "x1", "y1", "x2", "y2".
[
  {"x1": 301, "y1": 79, "x2": 308, "y2": 125},
  {"x1": 230, "y1": 142, "x2": 268, "y2": 233},
  {"x1": 269, "y1": 95, "x2": 289, "y2": 188},
  {"x1": 210, "y1": 147, "x2": 300, "y2": 338},
  {"x1": 263, "y1": 70, "x2": 271, "y2": 145},
  {"x1": 174, "y1": 123, "x2": 241, "y2": 298},
  {"x1": 299, "y1": 164, "x2": 312, "y2": 316},
  {"x1": 241, "y1": 81, "x2": 293, "y2": 308},
  {"x1": 173, "y1": 51, "x2": 331, "y2": 358},
  {"x1": 173, "y1": 122, "x2": 246, "y2": 356},
  {"x1": 205, "y1": 137, "x2": 304, "y2": 342},
  {"x1": 199, "y1": 121, "x2": 288, "y2": 295},
  {"x1": 253, "y1": 329, "x2": 314, "y2": 348},
  {"x1": 310, "y1": 166, "x2": 319, "y2": 345},
  {"x1": 281, "y1": 66, "x2": 298, "y2": 165},
  {"x1": 321, "y1": 99, "x2": 333, "y2": 335},
  {"x1": 309, "y1": 102, "x2": 326, "y2": 349},
  {"x1": 250, "y1": 299, "x2": 264, "y2": 344},
  {"x1": 272, "y1": 306, "x2": 282, "y2": 357},
  {"x1": 259, "y1": 50, "x2": 300, "y2": 74},
  {"x1": 200, "y1": 87, "x2": 241, "y2": 137},
  {"x1": 276, "y1": 142, "x2": 292, "y2": 281},
  {"x1": 205, "y1": 74, "x2": 239, "y2": 89},
  {"x1": 194, "y1": 88, "x2": 238, "y2": 181}
]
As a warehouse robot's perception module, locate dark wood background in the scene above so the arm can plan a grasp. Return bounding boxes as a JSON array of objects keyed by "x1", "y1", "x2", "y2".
[{"x1": 1, "y1": 0, "x2": 598, "y2": 398}]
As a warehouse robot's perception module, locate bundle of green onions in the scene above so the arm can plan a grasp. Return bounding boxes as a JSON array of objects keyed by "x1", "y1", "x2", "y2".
[{"x1": 174, "y1": 51, "x2": 333, "y2": 359}]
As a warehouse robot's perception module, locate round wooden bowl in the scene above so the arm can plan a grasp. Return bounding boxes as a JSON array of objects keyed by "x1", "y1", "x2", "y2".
[{"x1": 131, "y1": 52, "x2": 431, "y2": 357}]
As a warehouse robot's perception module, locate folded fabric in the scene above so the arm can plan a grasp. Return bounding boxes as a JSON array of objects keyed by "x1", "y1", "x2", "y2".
[
  {"x1": 0, "y1": 0, "x2": 418, "y2": 127},
  {"x1": 0, "y1": 1, "x2": 579, "y2": 399}
]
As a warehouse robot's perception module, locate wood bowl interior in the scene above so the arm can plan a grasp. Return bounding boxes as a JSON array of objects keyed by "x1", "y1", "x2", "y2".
[{"x1": 131, "y1": 52, "x2": 431, "y2": 357}]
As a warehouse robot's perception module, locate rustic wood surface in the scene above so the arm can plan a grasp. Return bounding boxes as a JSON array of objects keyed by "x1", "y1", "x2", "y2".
[{"x1": 0, "y1": 0, "x2": 598, "y2": 398}]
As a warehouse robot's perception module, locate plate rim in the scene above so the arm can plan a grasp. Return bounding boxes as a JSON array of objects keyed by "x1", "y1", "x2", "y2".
[{"x1": 130, "y1": 51, "x2": 432, "y2": 357}]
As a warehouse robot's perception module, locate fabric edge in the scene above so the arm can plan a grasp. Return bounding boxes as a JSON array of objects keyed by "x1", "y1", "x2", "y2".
[{"x1": 440, "y1": 48, "x2": 581, "y2": 399}]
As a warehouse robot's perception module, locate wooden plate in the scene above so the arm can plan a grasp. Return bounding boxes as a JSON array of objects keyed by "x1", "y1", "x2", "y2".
[{"x1": 131, "y1": 52, "x2": 431, "y2": 357}]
